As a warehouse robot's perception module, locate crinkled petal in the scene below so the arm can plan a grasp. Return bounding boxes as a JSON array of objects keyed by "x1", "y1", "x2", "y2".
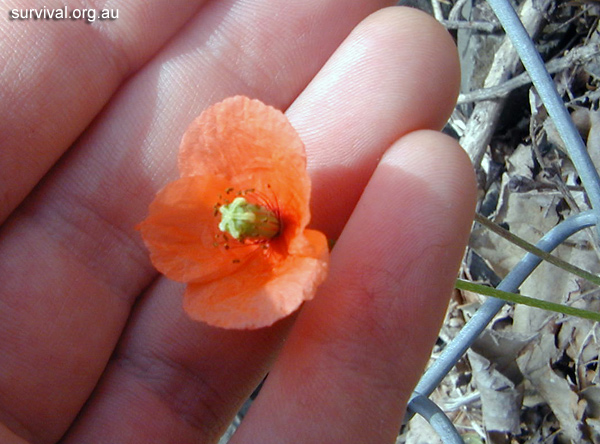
[
  {"x1": 178, "y1": 96, "x2": 311, "y2": 231},
  {"x1": 183, "y1": 229, "x2": 329, "y2": 329},
  {"x1": 138, "y1": 96, "x2": 331, "y2": 329},
  {"x1": 137, "y1": 175, "x2": 258, "y2": 283}
]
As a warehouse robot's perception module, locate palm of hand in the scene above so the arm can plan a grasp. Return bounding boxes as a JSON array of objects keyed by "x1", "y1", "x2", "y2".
[{"x1": 0, "y1": 2, "x2": 474, "y2": 443}]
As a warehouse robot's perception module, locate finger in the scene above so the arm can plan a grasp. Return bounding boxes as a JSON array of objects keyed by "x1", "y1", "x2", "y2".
[
  {"x1": 0, "y1": 0, "x2": 209, "y2": 224},
  {"x1": 0, "y1": 423, "x2": 28, "y2": 444},
  {"x1": 60, "y1": 279, "x2": 296, "y2": 444},
  {"x1": 231, "y1": 130, "x2": 476, "y2": 444},
  {"x1": 60, "y1": 7, "x2": 462, "y2": 443},
  {"x1": 0, "y1": 1, "x2": 393, "y2": 442},
  {"x1": 289, "y1": 6, "x2": 461, "y2": 237}
]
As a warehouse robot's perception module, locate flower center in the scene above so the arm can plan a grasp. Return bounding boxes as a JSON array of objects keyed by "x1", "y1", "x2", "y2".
[{"x1": 218, "y1": 196, "x2": 280, "y2": 241}]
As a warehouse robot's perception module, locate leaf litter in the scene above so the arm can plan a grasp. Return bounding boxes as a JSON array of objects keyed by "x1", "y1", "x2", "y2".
[{"x1": 398, "y1": 0, "x2": 600, "y2": 442}]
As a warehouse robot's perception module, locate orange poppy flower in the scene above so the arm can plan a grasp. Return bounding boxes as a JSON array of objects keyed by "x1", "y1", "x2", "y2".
[{"x1": 138, "y1": 96, "x2": 329, "y2": 329}]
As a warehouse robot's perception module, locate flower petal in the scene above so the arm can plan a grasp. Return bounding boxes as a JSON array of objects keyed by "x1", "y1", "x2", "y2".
[
  {"x1": 183, "y1": 229, "x2": 329, "y2": 329},
  {"x1": 138, "y1": 96, "x2": 331, "y2": 329},
  {"x1": 137, "y1": 175, "x2": 258, "y2": 283},
  {"x1": 178, "y1": 95, "x2": 311, "y2": 231}
]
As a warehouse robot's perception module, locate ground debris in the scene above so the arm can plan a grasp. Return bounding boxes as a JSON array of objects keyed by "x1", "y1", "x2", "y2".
[{"x1": 402, "y1": 0, "x2": 600, "y2": 441}]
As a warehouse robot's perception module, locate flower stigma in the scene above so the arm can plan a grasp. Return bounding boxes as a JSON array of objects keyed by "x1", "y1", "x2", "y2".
[{"x1": 218, "y1": 196, "x2": 280, "y2": 242}]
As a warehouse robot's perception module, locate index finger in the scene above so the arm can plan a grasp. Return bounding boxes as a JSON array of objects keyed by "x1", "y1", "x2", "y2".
[{"x1": 232, "y1": 131, "x2": 476, "y2": 443}]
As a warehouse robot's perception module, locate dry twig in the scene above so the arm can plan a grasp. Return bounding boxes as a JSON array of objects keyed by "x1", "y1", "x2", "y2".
[
  {"x1": 459, "y1": 0, "x2": 554, "y2": 167},
  {"x1": 457, "y1": 44, "x2": 600, "y2": 104},
  {"x1": 441, "y1": 19, "x2": 501, "y2": 32}
]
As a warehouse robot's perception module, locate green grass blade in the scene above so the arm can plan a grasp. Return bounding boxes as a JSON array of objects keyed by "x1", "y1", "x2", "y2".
[{"x1": 455, "y1": 278, "x2": 600, "y2": 322}]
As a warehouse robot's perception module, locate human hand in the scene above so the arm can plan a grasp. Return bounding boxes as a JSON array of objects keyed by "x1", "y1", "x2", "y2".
[{"x1": 0, "y1": 1, "x2": 475, "y2": 443}]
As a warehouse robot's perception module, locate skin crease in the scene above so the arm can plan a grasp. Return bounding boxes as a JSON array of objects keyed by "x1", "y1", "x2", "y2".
[{"x1": 0, "y1": 2, "x2": 475, "y2": 444}]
